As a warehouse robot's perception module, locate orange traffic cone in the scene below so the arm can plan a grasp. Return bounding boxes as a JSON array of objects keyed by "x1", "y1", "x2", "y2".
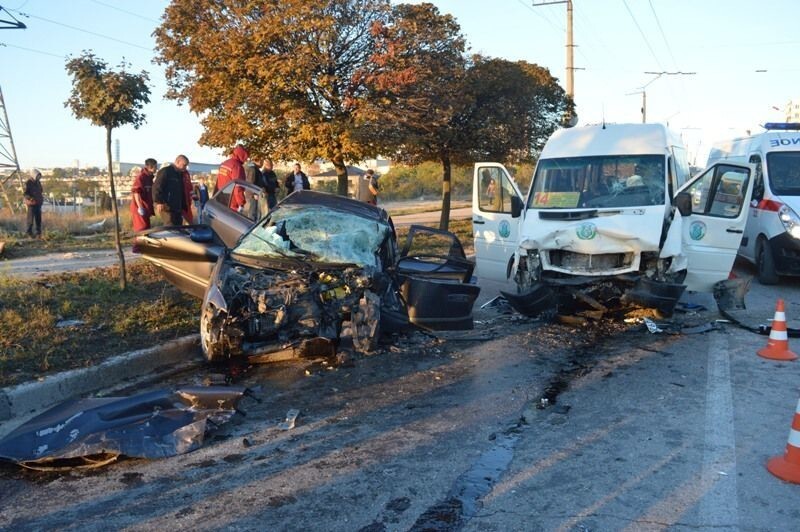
[
  {"x1": 767, "y1": 398, "x2": 800, "y2": 483},
  {"x1": 758, "y1": 299, "x2": 797, "y2": 361}
]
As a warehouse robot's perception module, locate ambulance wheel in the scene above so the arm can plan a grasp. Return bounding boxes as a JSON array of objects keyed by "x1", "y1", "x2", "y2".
[{"x1": 757, "y1": 238, "x2": 779, "y2": 285}]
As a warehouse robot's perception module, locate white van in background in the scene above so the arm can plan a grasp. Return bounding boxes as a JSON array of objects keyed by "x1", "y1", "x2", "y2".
[
  {"x1": 707, "y1": 123, "x2": 800, "y2": 284},
  {"x1": 473, "y1": 123, "x2": 755, "y2": 317}
]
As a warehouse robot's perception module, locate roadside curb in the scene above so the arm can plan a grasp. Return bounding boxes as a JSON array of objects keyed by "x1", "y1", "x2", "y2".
[{"x1": 0, "y1": 334, "x2": 202, "y2": 422}]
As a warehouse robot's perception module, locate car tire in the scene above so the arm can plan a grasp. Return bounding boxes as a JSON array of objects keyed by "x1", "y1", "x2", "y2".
[
  {"x1": 757, "y1": 237, "x2": 779, "y2": 285},
  {"x1": 200, "y1": 305, "x2": 225, "y2": 362},
  {"x1": 353, "y1": 291, "x2": 381, "y2": 355}
]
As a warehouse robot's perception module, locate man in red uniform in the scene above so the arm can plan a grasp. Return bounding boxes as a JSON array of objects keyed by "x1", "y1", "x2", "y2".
[
  {"x1": 216, "y1": 145, "x2": 248, "y2": 212},
  {"x1": 130, "y1": 158, "x2": 157, "y2": 252}
]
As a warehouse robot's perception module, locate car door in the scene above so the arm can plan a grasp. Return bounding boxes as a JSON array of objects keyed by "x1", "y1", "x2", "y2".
[
  {"x1": 678, "y1": 162, "x2": 754, "y2": 292},
  {"x1": 396, "y1": 225, "x2": 481, "y2": 330},
  {"x1": 136, "y1": 226, "x2": 224, "y2": 299},
  {"x1": 204, "y1": 180, "x2": 266, "y2": 248},
  {"x1": 472, "y1": 163, "x2": 524, "y2": 281}
]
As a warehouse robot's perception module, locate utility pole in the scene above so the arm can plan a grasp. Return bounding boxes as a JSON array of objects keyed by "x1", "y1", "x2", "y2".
[
  {"x1": 628, "y1": 71, "x2": 695, "y2": 124},
  {"x1": 532, "y1": 1, "x2": 579, "y2": 125},
  {"x1": 0, "y1": 5, "x2": 27, "y2": 213}
]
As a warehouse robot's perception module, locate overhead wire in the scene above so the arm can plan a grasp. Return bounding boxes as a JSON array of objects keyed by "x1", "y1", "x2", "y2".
[
  {"x1": 8, "y1": 7, "x2": 153, "y2": 52},
  {"x1": 90, "y1": 0, "x2": 160, "y2": 24},
  {"x1": 0, "y1": 41, "x2": 65, "y2": 59}
]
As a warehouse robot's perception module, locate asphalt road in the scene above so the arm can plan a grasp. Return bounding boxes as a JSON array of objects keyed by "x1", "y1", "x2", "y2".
[{"x1": 1, "y1": 260, "x2": 799, "y2": 530}]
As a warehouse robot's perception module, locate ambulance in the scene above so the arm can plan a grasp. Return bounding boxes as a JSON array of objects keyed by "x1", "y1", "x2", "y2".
[
  {"x1": 473, "y1": 123, "x2": 754, "y2": 317},
  {"x1": 706, "y1": 123, "x2": 800, "y2": 284}
]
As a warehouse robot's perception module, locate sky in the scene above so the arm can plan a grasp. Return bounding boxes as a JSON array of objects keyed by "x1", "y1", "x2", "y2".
[{"x1": 1, "y1": 0, "x2": 799, "y2": 170}]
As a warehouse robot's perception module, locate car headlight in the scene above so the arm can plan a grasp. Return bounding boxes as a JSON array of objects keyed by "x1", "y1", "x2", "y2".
[{"x1": 778, "y1": 204, "x2": 800, "y2": 240}]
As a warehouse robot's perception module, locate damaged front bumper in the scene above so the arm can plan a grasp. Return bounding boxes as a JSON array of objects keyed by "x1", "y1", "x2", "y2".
[{"x1": 502, "y1": 274, "x2": 686, "y2": 318}]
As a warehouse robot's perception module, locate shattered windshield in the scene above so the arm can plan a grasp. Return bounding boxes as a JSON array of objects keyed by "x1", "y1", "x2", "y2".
[
  {"x1": 766, "y1": 152, "x2": 800, "y2": 195},
  {"x1": 233, "y1": 205, "x2": 390, "y2": 267},
  {"x1": 528, "y1": 155, "x2": 666, "y2": 209}
]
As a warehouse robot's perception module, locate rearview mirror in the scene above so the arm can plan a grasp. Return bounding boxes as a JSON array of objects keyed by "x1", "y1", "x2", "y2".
[
  {"x1": 511, "y1": 196, "x2": 523, "y2": 218},
  {"x1": 675, "y1": 191, "x2": 692, "y2": 217}
]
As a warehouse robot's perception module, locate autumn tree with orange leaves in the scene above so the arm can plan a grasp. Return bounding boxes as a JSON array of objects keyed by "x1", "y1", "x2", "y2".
[{"x1": 154, "y1": 0, "x2": 390, "y2": 196}]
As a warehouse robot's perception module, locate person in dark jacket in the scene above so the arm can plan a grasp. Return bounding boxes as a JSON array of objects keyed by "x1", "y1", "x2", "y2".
[
  {"x1": 284, "y1": 163, "x2": 310, "y2": 194},
  {"x1": 153, "y1": 155, "x2": 189, "y2": 226},
  {"x1": 261, "y1": 158, "x2": 279, "y2": 209},
  {"x1": 24, "y1": 169, "x2": 44, "y2": 237}
]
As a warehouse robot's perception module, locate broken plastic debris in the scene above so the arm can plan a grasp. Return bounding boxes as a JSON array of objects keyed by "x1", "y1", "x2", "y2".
[
  {"x1": 643, "y1": 317, "x2": 662, "y2": 333},
  {"x1": 55, "y1": 319, "x2": 86, "y2": 328},
  {"x1": 278, "y1": 409, "x2": 300, "y2": 430}
]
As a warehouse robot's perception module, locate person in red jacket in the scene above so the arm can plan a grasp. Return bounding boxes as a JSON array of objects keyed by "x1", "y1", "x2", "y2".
[
  {"x1": 130, "y1": 158, "x2": 157, "y2": 252},
  {"x1": 216, "y1": 145, "x2": 248, "y2": 212}
]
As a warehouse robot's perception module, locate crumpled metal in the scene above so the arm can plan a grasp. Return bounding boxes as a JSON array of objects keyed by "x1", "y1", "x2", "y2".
[{"x1": 0, "y1": 386, "x2": 246, "y2": 470}]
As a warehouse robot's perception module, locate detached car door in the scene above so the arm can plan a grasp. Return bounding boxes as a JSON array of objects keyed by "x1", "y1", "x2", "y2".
[
  {"x1": 472, "y1": 163, "x2": 524, "y2": 281},
  {"x1": 205, "y1": 180, "x2": 266, "y2": 248},
  {"x1": 396, "y1": 225, "x2": 481, "y2": 330},
  {"x1": 136, "y1": 227, "x2": 223, "y2": 299},
  {"x1": 679, "y1": 162, "x2": 754, "y2": 291}
]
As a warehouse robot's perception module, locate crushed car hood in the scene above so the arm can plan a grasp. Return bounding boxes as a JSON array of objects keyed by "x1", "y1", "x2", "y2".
[{"x1": 0, "y1": 386, "x2": 246, "y2": 470}]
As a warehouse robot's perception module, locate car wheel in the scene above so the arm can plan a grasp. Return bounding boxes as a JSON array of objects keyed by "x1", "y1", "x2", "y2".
[
  {"x1": 757, "y1": 237, "x2": 779, "y2": 285},
  {"x1": 200, "y1": 305, "x2": 225, "y2": 362},
  {"x1": 352, "y1": 291, "x2": 381, "y2": 355}
]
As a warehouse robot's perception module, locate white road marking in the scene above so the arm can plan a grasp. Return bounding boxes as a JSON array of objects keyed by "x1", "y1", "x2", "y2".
[{"x1": 698, "y1": 332, "x2": 739, "y2": 528}]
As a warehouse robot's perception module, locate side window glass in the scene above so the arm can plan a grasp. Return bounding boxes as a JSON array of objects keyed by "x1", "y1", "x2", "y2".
[
  {"x1": 749, "y1": 155, "x2": 763, "y2": 200},
  {"x1": 709, "y1": 167, "x2": 749, "y2": 218},
  {"x1": 213, "y1": 182, "x2": 231, "y2": 209},
  {"x1": 687, "y1": 169, "x2": 714, "y2": 214},
  {"x1": 478, "y1": 167, "x2": 518, "y2": 213}
]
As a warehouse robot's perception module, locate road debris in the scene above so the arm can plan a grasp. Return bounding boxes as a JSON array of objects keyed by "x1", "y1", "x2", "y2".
[
  {"x1": 643, "y1": 317, "x2": 663, "y2": 334},
  {"x1": 278, "y1": 408, "x2": 300, "y2": 430},
  {"x1": 0, "y1": 386, "x2": 247, "y2": 470}
]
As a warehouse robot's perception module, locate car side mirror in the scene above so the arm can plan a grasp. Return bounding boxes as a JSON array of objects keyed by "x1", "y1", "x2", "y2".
[
  {"x1": 511, "y1": 195, "x2": 523, "y2": 218},
  {"x1": 675, "y1": 191, "x2": 692, "y2": 217}
]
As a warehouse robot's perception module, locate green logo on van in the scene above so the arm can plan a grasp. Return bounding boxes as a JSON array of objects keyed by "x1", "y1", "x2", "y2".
[
  {"x1": 576, "y1": 222, "x2": 597, "y2": 240},
  {"x1": 498, "y1": 220, "x2": 511, "y2": 238},
  {"x1": 689, "y1": 221, "x2": 706, "y2": 241}
]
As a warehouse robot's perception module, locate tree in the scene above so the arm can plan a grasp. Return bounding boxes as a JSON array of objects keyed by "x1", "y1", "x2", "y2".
[
  {"x1": 364, "y1": 2, "x2": 469, "y2": 231},
  {"x1": 65, "y1": 52, "x2": 150, "y2": 289},
  {"x1": 154, "y1": 0, "x2": 390, "y2": 196},
  {"x1": 366, "y1": 4, "x2": 570, "y2": 230}
]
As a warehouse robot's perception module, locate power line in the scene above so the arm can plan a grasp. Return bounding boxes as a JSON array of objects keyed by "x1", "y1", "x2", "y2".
[
  {"x1": 648, "y1": 0, "x2": 677, "y2": 69},
  {"x1": 0, "y1": 41, "x2": 65, "y2": 58},
  {"x1": 8, "y1": 8, "x2": 152, "y2": 51},
  {"x1": 516, "y1": 0, "x2": 564, "y2": 33},
  {"x1": 621, "y1": 0, "x2": 663, "y2": 72},
  {"x1": 90, "y1": 0, "x2": 160, "y2": 24}
]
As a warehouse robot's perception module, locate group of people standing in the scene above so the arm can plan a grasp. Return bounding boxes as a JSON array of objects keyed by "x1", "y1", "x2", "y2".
[{"x1": 128, "y1": 145, "x2": 379, "y2": 251}]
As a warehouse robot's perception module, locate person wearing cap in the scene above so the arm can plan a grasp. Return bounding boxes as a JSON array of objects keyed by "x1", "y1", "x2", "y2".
[
  {"x1": 23, "y1": 169, "x2": 44, "y2": 237},
  {"x1": 357, "y1": 168, "x2": 379, "y2": 205}
]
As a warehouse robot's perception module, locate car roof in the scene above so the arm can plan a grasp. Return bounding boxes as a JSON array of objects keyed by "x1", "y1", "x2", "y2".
[{"x1": 278, "y1": 190, "x2": 389, "y2": 223}]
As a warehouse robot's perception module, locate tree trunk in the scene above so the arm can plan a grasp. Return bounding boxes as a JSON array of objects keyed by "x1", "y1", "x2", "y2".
[
  {"x1": 106, "y1": 126, "x2": 127, "y2": 290},
  {"x1": 438, "y1": 152, "x2": 452, "y2": 232},
  {"x1": 332, "y1": 153, "x2": 348, "y2": 197}
]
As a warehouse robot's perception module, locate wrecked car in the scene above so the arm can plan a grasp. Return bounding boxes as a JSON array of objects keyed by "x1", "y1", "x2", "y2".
[
  {"x1": 472, "y1": 123, "x2": 755, "y2": 317},
  {"x1": 0, "y1": 386, "x2": 246, "y2": 470},
  {"x1": 137, "y1": 186, "x2": 480, "y2": 361}
]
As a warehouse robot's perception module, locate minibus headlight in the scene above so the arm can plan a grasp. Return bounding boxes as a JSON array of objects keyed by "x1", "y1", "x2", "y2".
[{"x1": 778, "y1": 205, "x2": 800, "y2": 240}]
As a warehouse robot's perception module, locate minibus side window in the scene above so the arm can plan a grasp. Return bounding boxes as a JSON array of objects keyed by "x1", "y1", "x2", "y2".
[{"x1": 749, "y1": 155, "x2": 763, "y2": 201}]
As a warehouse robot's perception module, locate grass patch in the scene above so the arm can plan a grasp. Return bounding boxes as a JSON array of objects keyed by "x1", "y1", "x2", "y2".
[
  {"x1": 0, "y1": 261, "x2": 200, "y2": 387},
  {"x1": 385, "y1": 199, "x2": 470, "y2": 217},
  {"x1": 0, "y1": 209, "x2": 135, "y2": 260}
]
